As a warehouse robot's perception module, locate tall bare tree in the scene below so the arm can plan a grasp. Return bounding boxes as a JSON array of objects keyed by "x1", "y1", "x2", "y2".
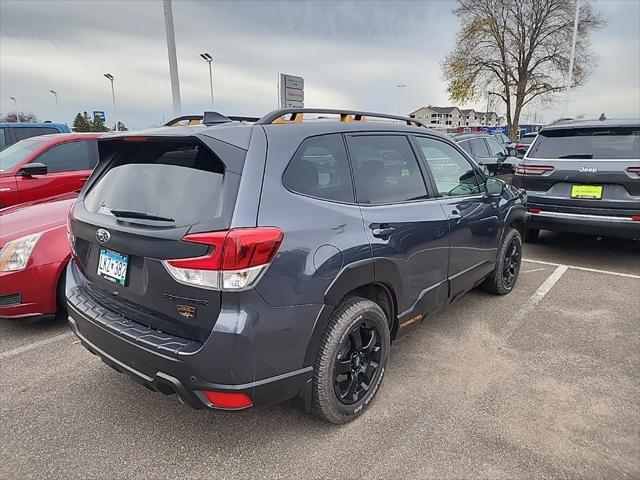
[{"x1": 442, "y1": 0, "x2": 605, "y2": 139}]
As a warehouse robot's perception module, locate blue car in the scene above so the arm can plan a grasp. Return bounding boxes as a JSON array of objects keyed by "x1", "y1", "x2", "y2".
[{"x1": 0, "y1": 122, "x2": 70, "y2": 151}]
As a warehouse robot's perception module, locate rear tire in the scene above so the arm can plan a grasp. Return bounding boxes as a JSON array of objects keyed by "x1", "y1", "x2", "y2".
[
  {"x1": 481, "y1": 227, "x2": 523, "y2": 295},
  {"x1": 312, "y1": 297, "x2": 390, "y2": 424},
  {"x1": 525, "y1": 228, "x2": 540, "y2": 243}
]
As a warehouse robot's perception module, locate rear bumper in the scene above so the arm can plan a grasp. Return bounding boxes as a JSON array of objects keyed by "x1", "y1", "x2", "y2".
[
  {"x1": 65, "y1": 261, "x2": 317, "y2": 410},
  {"x1": 67, "y1": 309, "x2": 311, "y2": 409},
  {"x1": 528, "y1": 209, "x2": 640, "y2": 239}
]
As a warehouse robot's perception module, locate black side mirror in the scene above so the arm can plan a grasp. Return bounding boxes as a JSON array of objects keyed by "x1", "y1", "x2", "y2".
[
  {"x1": 18, "y1": 163, "x2": 48, "y2": 176},
  {"x1": 486, "y1": 177, "x2": 505, "y2": 196}
]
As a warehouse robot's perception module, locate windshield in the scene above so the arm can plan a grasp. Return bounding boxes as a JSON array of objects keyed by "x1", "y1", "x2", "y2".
[
  {"x1": 528, "y1": 127, "x2": 640, "y2": 159},
  {"x1": 0, "y1": 138, "x2": 48, "y2": 172}
]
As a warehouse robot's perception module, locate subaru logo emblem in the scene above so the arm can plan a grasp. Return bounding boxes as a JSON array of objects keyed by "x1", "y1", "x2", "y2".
[{"x1": 96, "y1": 228, "x2": 110, "y2": 244}]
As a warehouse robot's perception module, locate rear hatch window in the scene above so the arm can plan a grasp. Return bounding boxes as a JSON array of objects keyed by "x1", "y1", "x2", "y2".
[
  {"x1": 84, "y1": 139, "x2": 227, "y2": 228},
  {"x1": 528, "y1": 127, "x2": 640, "y2": 159}
]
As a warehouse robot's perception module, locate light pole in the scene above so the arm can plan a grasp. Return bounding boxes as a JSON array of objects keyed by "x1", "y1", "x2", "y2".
[
  {"x1": 163, "y1": 0, "x2": 182, "y2": 116},
  {"x1": 564, "y1": 0, "x2": 581, "y2": 117},
  {"x1": 396, "y1": 84, "x2": 406, "y2": 115},
  {"x1": 9, "y1": 96, "x2": 19, "y2": 123},
  {"x1": 49, "y1": 90, "x2": 60, "y2": 122},
  {"x1": 104, "y1": 73, "x2": 118, "y2": 131},
  {"x1": 200, "y1": 52, "x2": 214, "y2": 107}
]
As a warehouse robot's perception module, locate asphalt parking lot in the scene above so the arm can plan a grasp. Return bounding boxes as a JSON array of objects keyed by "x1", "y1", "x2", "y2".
[{"x1": 1, "y1": 232, "x2": 639, "y2": 480}]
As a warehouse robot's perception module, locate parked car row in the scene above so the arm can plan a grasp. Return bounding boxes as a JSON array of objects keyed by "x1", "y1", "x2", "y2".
[
  {"x1": 0, "y1": 133, "x2": 100, "y2": 208},
  {"x1": 0, "y1": 122, "x2": 71, "y2": 151},
  {"x1": 1, "y1": 111, "x2": 638, "y2": 425}
]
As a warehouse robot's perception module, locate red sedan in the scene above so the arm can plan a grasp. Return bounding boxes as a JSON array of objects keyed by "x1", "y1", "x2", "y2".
[
  {"x1": 0, "y1": 133, "x2": 101, "y2": 209},
  {"x1": 0, "y1": 192, "x2": 76, "y2": 321}
]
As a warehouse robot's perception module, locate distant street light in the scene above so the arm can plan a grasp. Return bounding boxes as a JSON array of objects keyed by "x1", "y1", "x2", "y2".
[
  {"x1": 564, "y1": 0, "x2": 581, "y2": 117},
  {"x1": 9, "y1": 96, "x2": 19, "y2": 123},
  {"x1": 104, "y1": 73, "x2": 118, "y2": 131},
  {"x1": 396, "y1": 84, "x2": 407, "y2": 115},
  {"x1": 200, "y1": 52, "x2": 214, "y2": 106},
  {"x1": 49, "y1": 90, "x2": 60, "y2": 122}
]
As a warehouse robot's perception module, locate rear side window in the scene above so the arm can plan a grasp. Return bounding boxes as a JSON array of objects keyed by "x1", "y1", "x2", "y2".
[
  {"x1": 469, "y1": 138, "x2": 490, "y2": 157},
  {"x1": 415, "y1": 136, "x2": 483, "y2": 197},
  {"x1": 14, "y1": 127, "x2": 58, "y2": 141},
  {"x1": 528, "y1": 127, "x2": 640, "y2": 159},
  {"x1": 486, "y1": 138, "x2": 505, "y2": 157},
  {"x1": 458, "y1": 140, "x2": 472, "y2": 155},
  {"x1": 34, "y1": 141, "x2": 94, "y2": 172},
  {"x1": 282, "y1": 134, "x2": 354, "y2": 203},
  {"x1": 348, "y1": 135, "x2": 427, "y2": 204},
  {"x1": 84, "y1": 140, "x2": 229, "y2": 227}
]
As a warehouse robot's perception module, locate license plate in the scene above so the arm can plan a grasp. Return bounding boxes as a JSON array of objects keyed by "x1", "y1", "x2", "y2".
[
  {"x1": 571, "y1": 184, "x2": 603, "y2": 199},
  {"x1": 97, "y1": 248, "x2": 128, "y2": 286}
]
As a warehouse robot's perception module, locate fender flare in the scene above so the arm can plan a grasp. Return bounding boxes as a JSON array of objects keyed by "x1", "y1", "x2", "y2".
[{"x1": 303, "y1": 257, "x2": 404, "y2": 365}]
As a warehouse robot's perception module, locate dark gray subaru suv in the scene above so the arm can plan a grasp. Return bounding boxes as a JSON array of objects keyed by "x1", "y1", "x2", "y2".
[
  {"x1": 66, "y1": 109, "x2": 526, "y2": 423},
  {"x1": 513, "y1": 119, "x2": 640, "y2": 241}
]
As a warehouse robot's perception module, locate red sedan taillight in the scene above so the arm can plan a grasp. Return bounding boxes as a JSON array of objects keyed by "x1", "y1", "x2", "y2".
[
  {"x1": 163, "y1": 227, "x2": 284, "y2": 291},
  {"x1": 515, "y1": 165, "x2": 555, "y2": 175}
]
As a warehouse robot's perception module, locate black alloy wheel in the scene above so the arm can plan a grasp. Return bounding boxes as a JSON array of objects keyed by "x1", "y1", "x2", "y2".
[
  {"x1": 502, "y1": 237, "x2": 521, "y2": 289},
  {"x1": 333, "y1": 320, "x2": 382, "y2": 405}
]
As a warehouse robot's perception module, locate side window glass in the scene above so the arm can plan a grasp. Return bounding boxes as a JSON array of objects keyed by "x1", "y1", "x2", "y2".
[
  {"x1": 33, "y1": 141, "x2": 92, "y2": 173},
  {"x1": 348, "y1": 135, "x2": 427, "y2": 204},
  {"x1": 14, "y1": 127, "x2": 58, "y2": 141},
  {"x1": 486, "y1": 138, "x2": 505, "y2": 157},
  {"x1": 414, "y1": 137, "x2": 483, "y2": 198},
  {"x1": 0, "y1": 128, "x2": 6, "y2": 150},
  {"x1": 459, "y1": 140, "x2": 472, "y2": 155},
  {"x1": 282, "y1": 134, "x2": 354, "y2": 203},
  {"x1": 469, "y1": 138, "x2": 490, "y2": 157}
]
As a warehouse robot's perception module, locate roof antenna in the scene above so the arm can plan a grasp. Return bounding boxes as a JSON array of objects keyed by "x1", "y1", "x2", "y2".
[{"x1": 599, "y1": 113, "x2": 607, "y2": 121}]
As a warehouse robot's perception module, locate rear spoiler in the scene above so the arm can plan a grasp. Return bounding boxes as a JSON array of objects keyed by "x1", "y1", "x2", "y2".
[{"x1": 164, "y1": 112, "x2": 260, "y2": 127}]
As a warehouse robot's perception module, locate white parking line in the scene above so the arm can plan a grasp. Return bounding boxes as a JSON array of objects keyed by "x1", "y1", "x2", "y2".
[
  {"x1": 522, "y1": 268, "x2": 546, "y2": 273},
  {"x1": 515, "y1": 265, "x2": 569, "y2": 320},
  {"x1": 0, "y1": 332, "x2": 74, "y2": 360},
  {"x1": 523, "y1": 258, "x2": 640, "y2": 279}
]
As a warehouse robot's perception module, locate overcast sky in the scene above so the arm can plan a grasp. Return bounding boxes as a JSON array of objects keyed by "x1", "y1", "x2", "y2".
[{"x1": 0, "y1": 0, "x2": 638, "y2": 129}]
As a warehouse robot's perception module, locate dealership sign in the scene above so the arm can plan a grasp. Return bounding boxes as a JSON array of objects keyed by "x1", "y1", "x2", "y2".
[
  {"x1": 93, "y1": 111, "x2": 106, "y2": 122},
  {"x1": 279, "y1": 74, "x2": 304, "y2": 109}
]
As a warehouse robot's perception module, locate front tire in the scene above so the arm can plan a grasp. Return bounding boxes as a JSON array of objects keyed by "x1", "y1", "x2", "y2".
[
  {"x1": 481, "y1": 227, "x2": 523, "y2": 295},
  {"x1": 312, "y1": 297, "x2": 390, "y2": 424}
]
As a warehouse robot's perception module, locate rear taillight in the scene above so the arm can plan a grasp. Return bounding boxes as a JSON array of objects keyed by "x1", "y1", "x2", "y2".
[
  {"x1": 632, "y1": 215, "x2": 640, "y2": 222},
  {"x1": 529, "y1": 208, "x2": 541, "y2": 214},
  {"x1": 515, "y1": 165, "x2": 555, "y2": 175},
  {"x1": 626, "y1": 167, "x2": 640, "y2": 177},
  {"x1": 163, "y1": 227, "x2": 284, "y2": 291}
]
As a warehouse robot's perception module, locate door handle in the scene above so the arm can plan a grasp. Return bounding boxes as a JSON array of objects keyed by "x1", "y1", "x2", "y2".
[
  {"x1": 371, "y1": 224, "x2": 395, "y2": 238},
  {"x1": 449, "y1": 211, "x2": 462, "y2": 222}
]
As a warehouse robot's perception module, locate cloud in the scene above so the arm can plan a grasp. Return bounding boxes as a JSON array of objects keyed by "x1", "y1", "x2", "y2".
[{"x1": 0, "y1": 0, "x2": 637, "y2": 128}]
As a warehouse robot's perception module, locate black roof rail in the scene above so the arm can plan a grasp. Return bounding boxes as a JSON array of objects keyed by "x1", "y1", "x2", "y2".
[
  {"x1": 256, "y1": 108, "x2": 426, "y2": 127},
  {"x1": 228, "y1": 116, "x2": 260, "y2": 123}
]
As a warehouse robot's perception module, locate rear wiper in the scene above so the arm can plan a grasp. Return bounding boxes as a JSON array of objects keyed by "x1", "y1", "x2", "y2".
[
  {"x1": 110, "y1": 209, "x2": 175, "y2": 222},
  {"x1": 558, "y1": 154, "x2": 593, "y2": 159}
]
